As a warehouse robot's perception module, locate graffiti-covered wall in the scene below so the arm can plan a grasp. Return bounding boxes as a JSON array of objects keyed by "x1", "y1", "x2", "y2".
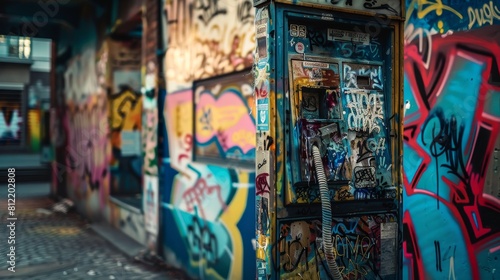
[
  {"x1": 166, "y1": 0, "x2": 254, "y2": 90},
  {"x1": 403, "y1": 0, "x2": 500, "y2": 279},
  {"x1": 162, "y1": 0, "x2": 256, "y2": 279},
  {"x1": 52, "y1": 6, "x2": 147, "y2": 245},
  {"x1": 55, "y1": 31, "x2": 112, "y2": 221},
  {"x1": 108, "y1": 39, "x2": 143, "y2": 197}
]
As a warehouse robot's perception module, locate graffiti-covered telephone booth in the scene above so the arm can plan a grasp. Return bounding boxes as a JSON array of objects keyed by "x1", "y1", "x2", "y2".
[{"x1": 253, "y1": 1, "x2": 405, "y2": 279}]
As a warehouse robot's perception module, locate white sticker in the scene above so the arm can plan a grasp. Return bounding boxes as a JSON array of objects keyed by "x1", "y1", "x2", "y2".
[
  {"x1": 144, "y1": 175, "x2": 159, "y2": 235},
  {"x1": 256, "y1": 24, "x2": 267, "y2": 38},
  {"x1": 295, "y1": 42, "x2": 305, "y2": 54},
  {"x1": 290, "y1": 24, "x2": 307, "y2": 38},
  {"x1": 303, "y1": 61, "x2": 329, "y2": 69}
]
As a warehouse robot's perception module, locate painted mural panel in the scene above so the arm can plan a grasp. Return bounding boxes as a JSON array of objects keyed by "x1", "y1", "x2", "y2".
[
  {"x1": 162, "y1": 89, "x2": 256, "y2": 280},
  {"x1": 275, "y1": 214, "x2": 398, "y2": 280},
  {"x1": 194, "y1": 70, "x2": 256, "y2": 165},
  {"x1": 403, "y1": 0, "x2": 500, "y2": 279},
  {"x1": 165, "y1": 0, "x2": 255, "y2": 91},
  {"x1": 162, "y1": 1, "x2": 258, "y2": 278}
]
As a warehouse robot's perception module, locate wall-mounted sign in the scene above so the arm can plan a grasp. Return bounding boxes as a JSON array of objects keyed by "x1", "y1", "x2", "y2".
[
  {"x1": 328, "y1": 29, "x2": 370, "y2": 45},
  {"x1": 303, "y1": 61, "x2": 329, "y2": 69},
  {"x1": 193, "y1": 69, "x2": 256, "y2": 165},
  {"x1": 121, "y1": 131, "x2": 141, "y2": 156},
  {"x1": 256, "y1": 24, "x2": 268, "y2": 38},
  {"x1": 257, "y1": 98, "x2": 269, "y2": 131}
]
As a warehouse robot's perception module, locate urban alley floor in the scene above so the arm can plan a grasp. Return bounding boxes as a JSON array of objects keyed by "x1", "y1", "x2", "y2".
[{"x1": 0, "y1": 182, "x2": 191, "y2": 280}]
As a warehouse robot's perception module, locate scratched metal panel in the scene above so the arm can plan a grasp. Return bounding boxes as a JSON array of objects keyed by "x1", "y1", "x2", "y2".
[
  {"x1": 484, "y1": 135, "x2": 500, "y2": 199},
  {"x1": 275, "y1": 214, "x2": 398, "y2": 280}
]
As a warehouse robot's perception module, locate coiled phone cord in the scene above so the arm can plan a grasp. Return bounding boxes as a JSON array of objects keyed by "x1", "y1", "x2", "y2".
[{"x1": 312, "y1": 145, "x2": 343, "y2": 280}]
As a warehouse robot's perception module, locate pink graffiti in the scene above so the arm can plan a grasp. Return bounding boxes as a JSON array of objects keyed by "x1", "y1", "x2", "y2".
[
  {"x1": 177, "y1": 134, "x2": 193, "y2": 163},
  {"x1": 65, "y1": 98, "x2": 109, "y2": 199},
  {"x1": 195, "y1": 90, "x2": 255, "y2": 153},
  {"x1": 165, "y1": 90, "x2": 193, "y2": 168},
  {"x1": 182, "y1": 175, "x2": 227, "y2": 218},
  {"x1": 256, "y1": 173, "x2": 270, "y2": 196}
]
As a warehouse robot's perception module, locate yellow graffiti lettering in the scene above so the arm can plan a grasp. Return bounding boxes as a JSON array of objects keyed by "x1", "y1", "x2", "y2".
[
  {"x1": 468, "y1": 1, "x2": 500, "y2": 29},
  {"x1": 196, "y1": 105, "x2": 248, "y2": 137},
  {"x1": 109, "y1": 90, "x2": 142, "y2": 131},
  {"x1": 231, "y1": 130, "x2": 255, "y2": 148},
  {"x1": 216, "y1": 106, "x2": 247, "y2": 129},
  {"x1": 406, "y1": 0, "x2": 463, "y2": 21},
  {"x1": 175, "y1": 102, "x2": 192, "y2": 137}
]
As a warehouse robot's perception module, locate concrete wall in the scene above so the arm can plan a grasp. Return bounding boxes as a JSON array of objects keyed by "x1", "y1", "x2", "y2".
[
  {"x1": 402, "y1": 0, "x2": 500, "y2": 278},
  {"x1": 160, "y1": 1, "x2": 257, "y2": 279}
]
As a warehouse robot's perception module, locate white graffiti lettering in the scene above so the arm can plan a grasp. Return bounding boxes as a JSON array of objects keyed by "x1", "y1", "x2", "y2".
[
  {"x1": 64, "y1": 49, "x2": 99, "y2": 103},
  {"x1": 468, "y1": 1, "x2": 500, "y2": 30},
  {"x1": 345, "y1": 90, "x2": 384, "y2": 134}
]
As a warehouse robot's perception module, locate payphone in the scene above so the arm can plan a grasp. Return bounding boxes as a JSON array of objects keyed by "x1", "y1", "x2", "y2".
[{"x1": 254, "y1": 1, "x2": 404, "y2": 280}]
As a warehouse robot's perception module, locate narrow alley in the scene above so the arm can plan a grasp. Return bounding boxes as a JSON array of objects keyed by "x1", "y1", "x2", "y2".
[
  {"x1": 0, "y1": 181, "x2": 191, "y2": 280},
  {"x1": 1, "y1": 0, "x2": 499, "y2": 279}
]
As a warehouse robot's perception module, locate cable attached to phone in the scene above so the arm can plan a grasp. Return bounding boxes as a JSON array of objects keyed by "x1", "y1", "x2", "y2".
[{"x1": 311, "y1": 144, "x2": 342, "y2": 280}]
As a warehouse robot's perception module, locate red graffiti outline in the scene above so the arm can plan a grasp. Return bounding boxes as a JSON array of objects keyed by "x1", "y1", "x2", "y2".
[{"x1": 403, "y1": 29, "x2": 500, "y2": 279}]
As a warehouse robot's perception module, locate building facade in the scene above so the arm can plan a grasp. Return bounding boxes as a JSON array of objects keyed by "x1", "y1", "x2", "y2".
[
  {"x1": 0, "y1": 36, "x2": 51, "y2": 156},
  {"x1": 43, "y1": 0, "x2": 500, "y2": 279}
]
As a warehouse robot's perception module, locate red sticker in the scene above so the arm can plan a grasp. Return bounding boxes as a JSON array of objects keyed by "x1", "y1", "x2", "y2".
[{"x1": 295, "y1": 42, "x2": 305, "y2": 54}]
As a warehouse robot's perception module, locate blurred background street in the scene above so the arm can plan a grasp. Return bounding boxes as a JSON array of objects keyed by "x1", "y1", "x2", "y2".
[{"x1": 0, "y1": 181, "x2": 191, "y2": 280}]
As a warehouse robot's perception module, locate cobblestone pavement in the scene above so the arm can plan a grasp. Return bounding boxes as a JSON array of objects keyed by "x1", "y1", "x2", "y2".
[{"x1": 0, "y1": 194, "x2": 191, "y2": 280}]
